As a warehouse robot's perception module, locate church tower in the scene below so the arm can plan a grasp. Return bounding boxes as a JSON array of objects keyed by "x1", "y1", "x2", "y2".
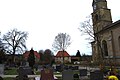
[{"x1": 92, "y1": 0, "x2": 112, "y2": 33}]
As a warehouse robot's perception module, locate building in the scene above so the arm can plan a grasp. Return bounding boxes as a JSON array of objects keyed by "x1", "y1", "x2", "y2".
[
  {"x1": 23, "y1": 49, "x2": 40, "y2": 63},
  {"x1": 91, "y1": 0, "x2": 120, "y2": 65},
  {"x1": 55, "y1": 50, "x2": 71, "y2": 64}
]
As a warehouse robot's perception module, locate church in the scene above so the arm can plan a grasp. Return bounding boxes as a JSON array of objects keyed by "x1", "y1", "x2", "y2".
[{"x1": 91, "y1": 0, "x2": 120, "y2": 65}]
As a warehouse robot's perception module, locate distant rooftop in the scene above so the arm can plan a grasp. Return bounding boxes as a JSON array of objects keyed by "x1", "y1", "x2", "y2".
[{"x1": 56, "y1": 50, "x2": 70, "y2": 57}]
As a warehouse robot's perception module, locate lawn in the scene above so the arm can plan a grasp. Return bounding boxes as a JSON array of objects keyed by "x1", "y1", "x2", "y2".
[
  {"x1": 3, "y1": 67, "x2": 80, "y2": 80},
  {"x1": 5, "y1": 68, "x2": 18, "y2": 75},
  {"x1": 4, "y1": 67, "x2": 62, "y2": 80},
  {"x1": 3, "y1": 77, "x2": 14, "y2": 80}
]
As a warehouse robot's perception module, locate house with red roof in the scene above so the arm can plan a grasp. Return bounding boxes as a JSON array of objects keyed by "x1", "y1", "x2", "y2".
[
  {"x1": 55, "y1": 50, "x2": 71, "y2": 64},
  {"x1": 23, "y1": 49, "x2": 40, "y2": 63}
]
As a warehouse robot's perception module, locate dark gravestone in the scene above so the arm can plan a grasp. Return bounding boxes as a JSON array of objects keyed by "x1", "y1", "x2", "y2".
[
  {"x1": 62, "y1": 70, "x2": 74, "y2": 80},
  {"x1": 18, "y1": 67, "x2": 33, "y2": 80},
  {"x1": 69, "y1": 66, "x2": 73, "y2": 70},
  {"x1": 64, "y1": 65, "x2": 69, "y2": 70},
  {"x1": 22, "y1": 67, "x2": 33, "y2": 75},
  {"x1": 34, "y1": 64, "x2": 38, "y2": 71},
  {"x1": 56, "y1": 65, "x2": 62, "y2": 72},
  {"x1": 40, "y1": 68, "x2": 54, "y2": 80},
  {"x1": 72, "y1": 66, "x2": 79, "y2": 70},
  {"x1": 79, "y1": 69, "x2": 87, "y2": 76},
  {"x1": 90, "y1": 70, "x2": 104, "y2": 80},
  {"x1": 73, "y1": 74, "x2": 79, "y2": 80}
]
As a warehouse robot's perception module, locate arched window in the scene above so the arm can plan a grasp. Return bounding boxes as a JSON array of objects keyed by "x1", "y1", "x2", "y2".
[
  {"x1": 102, "y1": 40, "x2": 108, "y2": 56},
  {"x1": 118, "y1": 36, "x2": 120, "y2": 51}
]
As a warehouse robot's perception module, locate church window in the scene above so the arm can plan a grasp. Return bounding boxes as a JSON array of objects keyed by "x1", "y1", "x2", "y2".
[
  {"x1": 102, "y1": 40, "x2": 108, "y2": 56},
  {"x1": 118, "y1": 36, "x2": 120, "y2": 51}
]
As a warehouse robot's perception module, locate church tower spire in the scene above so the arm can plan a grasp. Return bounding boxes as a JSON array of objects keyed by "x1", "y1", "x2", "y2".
[{"x1": 92, "y1": 0, "x2": 112, "y2": 33}]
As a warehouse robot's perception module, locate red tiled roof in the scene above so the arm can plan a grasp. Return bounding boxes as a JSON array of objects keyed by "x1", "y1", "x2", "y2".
[
  {"x1": 23, "y1": 51, "x2": 40, "y2": 59},
  {"x1": 56, "y1": 51, "x2": 70, "y2": 57}
]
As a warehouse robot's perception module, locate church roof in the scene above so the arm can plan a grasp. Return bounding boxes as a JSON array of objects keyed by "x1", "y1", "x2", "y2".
[
  {"x1": 108, "y1": 20, "x2": 120, "y2": 28},
  {"x1": 56, "y1": 50, "x2": 70, "y2": 57},
  {"x1": 23, "y1": 51, "x2": 40, "y2": 59},
  {"x1": 95, "y1": 20, "x2": 120, "y2": 35}
]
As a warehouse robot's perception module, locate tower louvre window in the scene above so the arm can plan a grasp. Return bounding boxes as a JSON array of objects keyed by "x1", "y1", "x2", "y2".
[{"x1": 95, "y1": 14, "x2": 99, "y2": 21}]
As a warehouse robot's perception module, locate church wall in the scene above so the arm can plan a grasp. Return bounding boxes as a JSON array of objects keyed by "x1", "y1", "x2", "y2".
[
  {"x1": 110, "y1": 24, "x2": 120, "y2": 57},
  {"x1": 99, "y1": 24, "x2": 120, "y2": 58},
  {"x1": 92, "y1": 0, "x2": 120, "y2": 65},
  {"x1": 97, "y1": 29, "x2": 113, "y2": 57}
]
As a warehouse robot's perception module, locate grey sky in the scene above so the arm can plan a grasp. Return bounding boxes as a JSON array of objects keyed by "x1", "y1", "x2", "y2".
[{"x1": 0, "y1": 0, "x2": 120, "y2": 55}]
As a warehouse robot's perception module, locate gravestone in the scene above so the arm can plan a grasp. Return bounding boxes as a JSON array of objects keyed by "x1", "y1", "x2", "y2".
[
  {"x1": 72, "y1": 66, "x2": 79, "y2": 70},
  {"x1": 62, "y1": 70, "x2": 74, "y2": 80},
  {"x1": 34, "y1": 64, "x2": 39, "y2": 71},
  {"x1": 90, "y1": 70, "x2": 104, "y2": 80},
  {"x1": 73, "y1": 73, "x2": 79, "y2": 80},
  {"x1": 79, "y1": 69, "x2": 87, "y2": 76},
  {"x1": 40, "y1": 68, "x2": 54, "y2": 80},
  {"x1": 18, "y1": 67, "x2": 24, "y2": 80},
  {"x1": 56, "y1": 65, "x2": 62, "y2": 72},
  {"x1": 21, "y1": 60, "x2": 26, "y2": 66},
  {"x1": 64, "y1": 65, "x2": 69, "y2": 70},
  {"x1": 69, "y1": 66, "x2": 73, "y2": 70},
  {"x1": 25, "y1": 62, "x2": 29, "y2": 67},
  {"x1": 37, "y1": 65, "x2": 42, "y2": 71},
  {"x1": 0, "y1": 64, "x2": 4, "y2": 75},
  {"x1": 18, "y1": 66, "x2": 33, "y2": 80}
]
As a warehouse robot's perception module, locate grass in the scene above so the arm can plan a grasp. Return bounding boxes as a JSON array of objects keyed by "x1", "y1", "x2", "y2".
[
  {"x1": 5, "y1": 68, "x2": 18, "y2": 75},
  {"x1": 3, "y1": 77, "x2": 14, "y2": 80},
  {"x1": 4, "y1": 67, "x2": 81, "y2": 80}
]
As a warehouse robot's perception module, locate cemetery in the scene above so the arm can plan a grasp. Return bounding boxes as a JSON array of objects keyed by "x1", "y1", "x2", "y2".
[
  {"x1": 0, "y1": 48, "x2": 120, "y2": 80},
  {"x1": 0, "y1": 46, "x2": 119, "y2": 80},
  {"x1": 0, "y1": 0, "x2": 120, "y2": 79},
  {"x1": 0, "y1": 62, "x2": 120, "y2": 80}
]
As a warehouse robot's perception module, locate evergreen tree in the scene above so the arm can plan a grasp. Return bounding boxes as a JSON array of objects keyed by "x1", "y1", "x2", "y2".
[
  {"x1": 0, "y1": 50, "x2": 6, "y2": 64},
  {"x1": 76, "y1": 50, "x2": 81, "y2": 57},
  {"x1": 27, "y1": 48, "x2": 35, "y2": 68}
]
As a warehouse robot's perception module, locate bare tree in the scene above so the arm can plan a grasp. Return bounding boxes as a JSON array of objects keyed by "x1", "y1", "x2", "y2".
[
  {"x1": 79, "y1": 16, "x2": 104, "y2": 65},
  {"x1": 0, "y1": 34, "x2": 4, "y2": 51},
  {"x1": 52, "y1": 33, "x2": 71, "y2": 52},
  {"x1": 0, "y1": 33, "x2": 6, "y2": 64},
  {"x1": 2, "y1": 28, "x2": 28, "y2": 62},
  {"x1": 78, "y1": 16, "x2": 94, "y2": 41}
]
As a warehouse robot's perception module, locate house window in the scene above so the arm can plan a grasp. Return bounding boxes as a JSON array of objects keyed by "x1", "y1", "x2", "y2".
[{"x1": 102, "y1": 40, "x2": 108, "y2": 56}]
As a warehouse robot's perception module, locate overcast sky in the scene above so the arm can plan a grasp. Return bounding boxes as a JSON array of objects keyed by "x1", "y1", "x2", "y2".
[{"x1": 0, "y1": 0, "x2": 120, "y2": 55}]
